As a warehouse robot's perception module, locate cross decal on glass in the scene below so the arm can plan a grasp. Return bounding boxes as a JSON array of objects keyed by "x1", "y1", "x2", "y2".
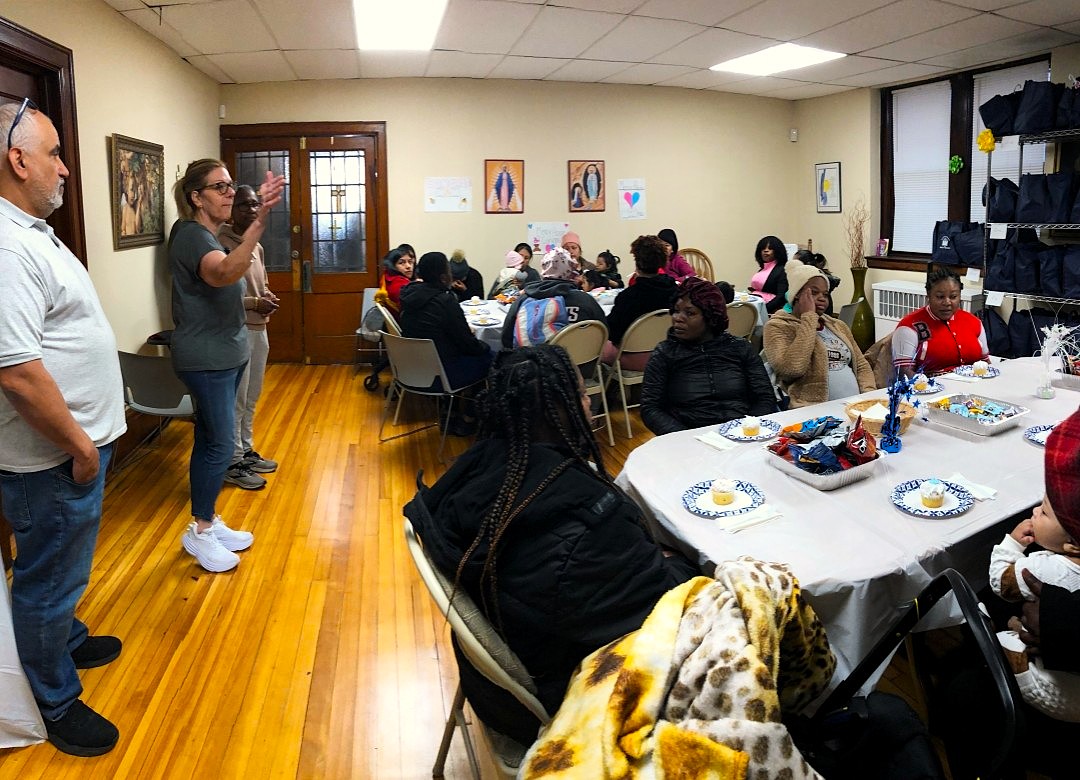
[{"x1": 328, "y1": 187, "x2": 348, "y2": 238}]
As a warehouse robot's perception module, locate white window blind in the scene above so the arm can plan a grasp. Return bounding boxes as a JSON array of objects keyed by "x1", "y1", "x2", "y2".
[
  {"x1": 892, "y1": 81, "x2": 951, "y2": 253},
  {"x1": 969, "y1": 60, "x2": 1050, "y2": 221}
]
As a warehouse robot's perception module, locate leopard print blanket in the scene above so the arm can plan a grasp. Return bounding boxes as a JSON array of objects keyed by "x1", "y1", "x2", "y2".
[{"x1": 519, "y1": 558, "x2": 836, "y2": 779}]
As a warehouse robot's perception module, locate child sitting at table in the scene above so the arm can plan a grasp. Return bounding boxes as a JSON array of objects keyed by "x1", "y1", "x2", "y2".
[
  {"x1": 988, "y1": 409, "x2": 1080, "y2": 722},
  {"x1": 593, "y1": 250, "x2": 623, "y2": 288}
]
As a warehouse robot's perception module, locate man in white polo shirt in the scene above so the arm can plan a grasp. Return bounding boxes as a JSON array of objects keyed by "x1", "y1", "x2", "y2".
[{"x1": 0, "y1": 99, "x2": 126, "y2": 757}]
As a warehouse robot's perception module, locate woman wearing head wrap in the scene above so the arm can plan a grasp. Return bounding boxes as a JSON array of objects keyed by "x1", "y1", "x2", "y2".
[
  {"x1": 641, "y1": 277, "x2": 776, "y2": 435},
  {"x1": 748, "y1": 235, "x2": 789, "y2": 314},
  {"x1": 500, "y1": 247, "x2": 606, "y2": 349},
  {"x1": 447, "y1": 248, "x2": 484, "y2": 303},
  {"x1": 657, "y1": 228, "x2": 694, "y2": 282},
  {"x1": 763, "y1": 262, "x2": 875, "y2": 408}
]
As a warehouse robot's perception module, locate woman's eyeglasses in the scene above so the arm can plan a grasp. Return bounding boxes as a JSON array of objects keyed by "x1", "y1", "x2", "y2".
[
  {"x1": 199, "y1": 181, "x2": 236, "y2": 195},
  {"x1": 7, "y1": 97, "x2": 38, "y2": 150}
]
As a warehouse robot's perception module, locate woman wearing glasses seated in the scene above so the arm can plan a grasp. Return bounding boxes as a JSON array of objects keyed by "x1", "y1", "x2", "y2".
[{"x1": 168, "y1": 159, "x2": 284, "y2": 574}]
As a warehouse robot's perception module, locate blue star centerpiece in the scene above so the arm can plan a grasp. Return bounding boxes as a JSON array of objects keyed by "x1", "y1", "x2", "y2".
[{"x1": 881, "y1": 370, "x2": 920, "y2": 453}]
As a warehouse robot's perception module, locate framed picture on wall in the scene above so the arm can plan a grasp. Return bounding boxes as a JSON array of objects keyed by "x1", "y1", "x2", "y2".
[
  {"x1": 109, "y1": 134, "x2": 165, "y2": 250},
  {"x1": 485, "y1": 159, "x2": 524, "y2": 214},
  {"x1": 568, "y1": 160, "x2": 605, "y2": 212},
  {"x1": 814, "y1": 161, "x2": 841, "y2": 213}
]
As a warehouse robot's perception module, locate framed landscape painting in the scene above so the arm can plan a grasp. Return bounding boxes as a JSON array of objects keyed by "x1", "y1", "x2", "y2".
[{"x1": 110, "y1": 134, "x2": 165, "y2": 249}]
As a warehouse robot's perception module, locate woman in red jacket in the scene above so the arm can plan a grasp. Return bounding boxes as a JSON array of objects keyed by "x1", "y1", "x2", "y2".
[
  {"x1": 374, "y1": 246, "x2": 414, "y2": 317},
  {"x1": 892, "y1": 269, "x2": 988, "y2": 377}
]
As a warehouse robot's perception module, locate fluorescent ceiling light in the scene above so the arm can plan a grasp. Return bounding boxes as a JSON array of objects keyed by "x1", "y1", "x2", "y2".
[
  {"x1": 354, "y1": 0, "x2": 449, "y2": 51},
  {"x1": 710, "y1": 43, "x2": 845, "y2": 76}
]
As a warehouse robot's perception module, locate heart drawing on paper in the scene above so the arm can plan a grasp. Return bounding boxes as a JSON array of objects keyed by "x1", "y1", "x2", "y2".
[{"x1": 623, "y1": 191, "x2": 640, "y2": 207}]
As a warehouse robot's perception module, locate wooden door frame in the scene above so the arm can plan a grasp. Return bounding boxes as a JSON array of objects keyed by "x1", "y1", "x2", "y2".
[
  {"x1": 0, "y1": 17, "x2": 86, "y2": 263},
  {"x1": 219, "y1": 122, "x2": 389, "y2": 262}
]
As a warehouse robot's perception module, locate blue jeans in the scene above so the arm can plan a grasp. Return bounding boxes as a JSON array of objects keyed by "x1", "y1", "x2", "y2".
[
  {"x1": 0, "y1": 443, "x2": 113, "y2": 720},
  {"x1": 177, "y1": 365, "x2": 245, "y2": 520}
]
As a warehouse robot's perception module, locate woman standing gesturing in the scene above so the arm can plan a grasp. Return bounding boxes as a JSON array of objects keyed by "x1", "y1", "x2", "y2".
[{"x1": 169, "y1": 159, "x2": 284, "y2": 572}]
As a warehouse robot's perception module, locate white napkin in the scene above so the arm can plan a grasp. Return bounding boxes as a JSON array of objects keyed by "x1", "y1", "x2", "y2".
[
  {"x1": 944, "y1": 372, "x2": 979, "y2": 383},
  {"x1": 695, "y1": 431, "x2": 737, "y2": 452},
  {"x1": 719, "y1": 504, "x2": 781, "y2": 532},
  {"x1": 947, "y1": 472, "x2": 997, "y2": 501}
]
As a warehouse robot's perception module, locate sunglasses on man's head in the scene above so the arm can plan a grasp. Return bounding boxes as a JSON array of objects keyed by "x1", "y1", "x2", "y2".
[{"x1": 7, "y1": 97, "x2": 38, "y2": 150}]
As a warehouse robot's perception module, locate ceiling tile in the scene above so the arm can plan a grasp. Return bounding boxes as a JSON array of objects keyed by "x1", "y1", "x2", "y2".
[
  {"x1": 358, "y1": 51, "x2": 431, "y2": 78},
  {"x1": 1058, "y1": 20, "x2": 1080, "y2": 35},
  {"x1": 763, "y1": 82, "x2": 856, "y2": 100},
  {"x1": 797, "y1": 0, "x2": 980, "y2": 55},
  {"x1": 581, "y1": 16, "x2": 703, "y2": 61},
  {"x1": 828, "y1": 61, "x2": 947, "y2": 87},
  {"x1": 997, "y1": 0, "x2": 1080, "y2": 27},
  {"x1": 945, "y1": 0, "x2": 1034, "y2": 9},
  {"x1": 921, "y1": 27, "x2": 1077, "y2": 68},
  {"x1": 162, "y1": 0, "x2": 277, "y2": 54},
  {"x1": 648, "y1": 27, "x2": 771, "y2": 68},
  {"x1": 712, "y1": 76, "x2": 796, "y2": 94},
  {"x1": 282, "y1": 49, "x2": 362, "y2": 80},
  {"x1": 720, "y1": 0, "x2": 895, "y2": 41},
  {"x1": 206, "y1": 50, "x2": 297, "y2": 83},
  {"x1": 509, "y1": 6, "x2": 624, "y2": 57},
  {"x1": 435, "y1": 0, "x2": 541, "y2": 54},
  {"x1": 634, "y1": 0, "x2": 759, "y2": 26},
  {"x1": 601, "y1": 62, "x2": 696, "y2": 84},
  {"x1": 545, "y1": 59, "x2": 632, "y2": 82},
  {"x1": 552, "y1": 0, "x2": 644, "y2": 12},
  {"x1": 123, "y1": 9, "x2": 199, "y2": 57},
  {"x1": 104, "y1": 0, "x2": 146, "y2": 10},
  {"x1": 185, "y1": 55, "x2": 236, "y2": 83},
  {"x1": 863, "y1": 14, "x2": 1036, "y2": 61},
  {"x1": 487, "y1": 56, "x2": 571, "y2": 79},
  {"x1": 251, "y1": 0, "x2": 357, "y2": 50},
  {"x1": 784, "y1": 54, "x2": 896, "y2": 82},
  {"x1": 654, "y1": 68, "x2": 753, "y2": 89},
  {"x1": 425, "y1": 50, "x2": 502, "y2": 78}
]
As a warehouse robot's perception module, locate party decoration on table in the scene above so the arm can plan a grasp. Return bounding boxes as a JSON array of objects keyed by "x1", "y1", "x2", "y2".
[
  {"x1": 952, "y1": 364, "x2": 1001, "y2": 379},
  {"x1": 1036, "y1": 324, "x2": 1080, "y2": 399},
  {"x1": 779, "y1": 416, "x2": 844, "y2": 443},
  {"x1": 891, "y1": 479, "x2": 974, "y2": 518},
  {"x1": 948, "y1": 155, "x2": 964, "y2": 174},
  {"x1": 880, "y1": 371, "x2": 920, "y2": 453},
  {"x1": 1024, "y1": 424, "x2": 1056, "y2": 447},
  {"x1": 926, "y1": 393, "x2": 1030, "y2": 436},
  {"x1": 682, "y1": 480, "x2": 764, "y2": 518},
  {"x1": 977, "y1": 129, "x2": 996, "y2": 153},
  {"x1": 767, "y1": 416, "x2": 880, "y2": 490},
  {"x1": 717, "y1": 417, "x2": 781, "y2": 442}
]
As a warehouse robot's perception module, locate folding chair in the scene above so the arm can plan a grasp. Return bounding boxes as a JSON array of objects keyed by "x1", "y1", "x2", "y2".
[
  {"x1": 379, "y1": 332, "x2": 485, "y2": 461},
  {"x1": 602, "y1": 309, "x2": 670, "y2": 439},
  {"x1": 680, "y1": 248, "x2": 714, "y2": 281},
  {"x1": 549, "y1": 320, "x2": 614, "y2": 446},
  {"x1": 726, "y1": 301, "x2": 759, "y2": 341},
  {"x1": 839, "y1": 298, "x2": 864, "y2": 329},
  {"x1": 363, "y1": 304, "x2": 402, "y2": 391},
  {"x1": 405, "y1": 506, "x2": 551, "y2": 778},
  {"x1": 355, "y1": 287, "x2": 380, "y2": 373}
]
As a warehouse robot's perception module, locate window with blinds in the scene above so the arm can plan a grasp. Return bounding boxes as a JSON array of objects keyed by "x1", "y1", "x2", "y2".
[
  {"x1": 968, "y1": 60, "x2": 1050, "y2": 221},
  {"x1": 891, "y1": 81, "x2": 951, "y2": 253}
]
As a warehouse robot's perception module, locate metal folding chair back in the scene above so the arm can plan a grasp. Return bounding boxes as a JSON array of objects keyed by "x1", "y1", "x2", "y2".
[
  {"x1": 726, "y1": 302, "x2": 759, "y2": 341},
  {"x1": 117, "y1": 351, "x2": 194, "y2": 417},
  {"x1": 604, "y1": 309, "x2": 670, "y2": 438},
  {"x1": 549, "y1": 320, "x2": 614, "y2": 446}
]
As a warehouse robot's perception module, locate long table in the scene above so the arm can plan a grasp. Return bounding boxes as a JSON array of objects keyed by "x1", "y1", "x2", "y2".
[
  {"x1": 616, "y1": 357, "x2": 1080, "y2": 688},
  {"x1": 461, "y1": 291, "x2": 620, "y2": 350}
]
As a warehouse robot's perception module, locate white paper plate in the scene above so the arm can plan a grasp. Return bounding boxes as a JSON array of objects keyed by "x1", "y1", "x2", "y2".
[
  {"x1": 912, "y1": 378, "x2": 946, "y2": 395},
  {"x1": 952, "y1": 365, "x2": 1001, "y2": 379},
  {"x1": 890, "y1": 479, "x2": 974, "y2": 518},
  {"x1": 717, "y1": 418, "x2": 781, "y2": 442},
  {"x1": 1024, "y1": 424, "x2": 1054, "y2": 447},
  {"x1": 462, "y1": 301, "x2": 488, "y2": 308},
  {"x1": 682, "y1": 480, "x2": 764, "y2": 518},
  {"x1": 469, "y1": 316, "x2": 500, "y2": 326}
]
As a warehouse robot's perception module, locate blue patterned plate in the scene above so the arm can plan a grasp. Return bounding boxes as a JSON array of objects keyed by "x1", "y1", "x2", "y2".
[
  {"x1": 682, "y1": 480, "x2": 764, "y2": 518},
  {"x1": 468, "y1": 316, "x2": 500, "y2": 326},
  {"x1": 952, "y1": 365, "x2": 1001, "y2": 379},
  {"x1": 717, "y1": 418, "x2": 782, "y2": 442},
  {"x1": 890, "y1": 479, "x2": 974, "y2": 518},
  {"x1": 1024, "y1": 424, "x2": 1055, "y2": 447},
  {"x1": 912, "y1": 378, "x2": 946, "y2": 395}
]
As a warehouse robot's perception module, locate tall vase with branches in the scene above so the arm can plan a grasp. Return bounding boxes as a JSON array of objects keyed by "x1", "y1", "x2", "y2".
[{"x1": 843, "y1": 196, "x2": 874, "y2": 351}]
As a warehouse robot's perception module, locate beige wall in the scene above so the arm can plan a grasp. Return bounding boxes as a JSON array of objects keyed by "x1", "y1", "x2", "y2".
[
  {"x1": 221, "y1": 78, "x2": 800, "y2": 291},
  {"x1": 2, "y1": 0, "x2": 220, "y2": 351}
]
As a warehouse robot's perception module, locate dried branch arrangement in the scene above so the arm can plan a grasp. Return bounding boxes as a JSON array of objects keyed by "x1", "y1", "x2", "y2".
[{"x1": 844, "y1": 196, "x2": 870, "y2": 269}]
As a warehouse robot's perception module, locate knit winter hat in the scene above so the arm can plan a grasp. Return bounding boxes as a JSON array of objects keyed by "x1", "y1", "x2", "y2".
[
  {"x1": 505, "y1": 250, "x2": 525, "y2": 269},
  {"x1": 541, "y1": 247, "x2": 577, "y2": 280},
  {"x1": 449, "y1": 249, "x2": 469, "y2": 280},
  {"x1": 1045, "y1": 409, "x2": 1080, "y2": 542},
  {"x1": 561, "y1": 231, "x2": 581, "y2": 248},
  {"x1": 785, "y1": 262, "x2": 830, "y2": 304}
]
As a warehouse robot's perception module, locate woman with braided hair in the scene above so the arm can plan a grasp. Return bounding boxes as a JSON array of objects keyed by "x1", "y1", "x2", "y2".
[
  {"x1": 641, "y1": 276, "x2": 777, "y2": 435},
  {"x1": 404, "y1": 345, "x2": 699, "y2": 745}
]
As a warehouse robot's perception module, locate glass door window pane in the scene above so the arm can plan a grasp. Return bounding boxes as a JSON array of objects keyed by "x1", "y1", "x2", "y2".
[
  {"x1": 235, "y1": 150, "x2": 291, "y2": 272},
  {"x1": 310, "y1": 150, "x2": 366, "y2": 273}
]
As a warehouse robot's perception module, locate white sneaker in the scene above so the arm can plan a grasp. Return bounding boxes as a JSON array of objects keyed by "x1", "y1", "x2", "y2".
[
  {"x1": 210, "y1": 515, "x2": 254, "y2": 552},
  {"x1": 182, "y1": 522, "x2": 240, "y2": 572}
]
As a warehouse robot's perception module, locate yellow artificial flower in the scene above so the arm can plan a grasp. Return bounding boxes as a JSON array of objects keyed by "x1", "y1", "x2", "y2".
[{"x1": 977, "y1": 129, "x2": 996, "y2": 153}]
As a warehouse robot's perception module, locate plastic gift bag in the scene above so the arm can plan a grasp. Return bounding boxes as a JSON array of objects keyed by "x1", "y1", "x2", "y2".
[
  {"x1": 1013, "y1": 80, "x2": 1062, "y2": 135},
  {"x1": 0, "y1": 575, "x2": 46, "y2": 747},
  {"x1": 978, "y1": 91, "x2": 1022, "y2": 137},
  {"x1": 982, "y1": 177, "x2": 1018, "y2": 223},
  {"x1": 1065, "y1": 245, "x2": 1080, "y2": 300},
  {"x1": 1038, "y1": 245, "x2": 1064, "y2": 298}
]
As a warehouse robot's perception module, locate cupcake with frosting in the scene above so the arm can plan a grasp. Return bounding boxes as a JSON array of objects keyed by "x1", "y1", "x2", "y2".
[
  {"x1": 920, "y1": 478, "x2": 946, "y2": 508},
  {"x1": 711, "y1": 478, "x2": 736, "y2": 505},
  {"x1": 742, "y1": 416, "x2": 761, "y2": 437},
  {"x1": 973, "y1": 360, "x2": 989, "y2": 377}
]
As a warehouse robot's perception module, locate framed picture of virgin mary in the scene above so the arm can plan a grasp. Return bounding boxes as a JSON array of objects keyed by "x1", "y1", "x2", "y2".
[
  {"x1": 485, "y1": 159, "x2": 524, "y2": 214},
  {"x1": 568, "y1": 160, "x2": 605, "y2": 212}
]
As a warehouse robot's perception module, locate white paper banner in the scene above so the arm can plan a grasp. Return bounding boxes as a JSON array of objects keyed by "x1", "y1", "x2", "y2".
[
  {"x1": 618, "y1": 178, "x2": 646, "y2": 221},
  {"x1": 424, "y1": 177, "x2": 472, "y2": 212},
  {"x1": 526, "y1": 222, "x2": 570, "y2": 255}
]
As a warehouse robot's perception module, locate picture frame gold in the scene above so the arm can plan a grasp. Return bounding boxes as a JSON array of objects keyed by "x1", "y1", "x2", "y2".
[
  {"x1": 484, "y1": 159, "x2": 524, "y2": 214},
  {"x1": 109, "y1": 133, "x2": 165, "y2": 250},
  {"x1": 568, "y1": 160, "x2": 604, "y2": 212}
]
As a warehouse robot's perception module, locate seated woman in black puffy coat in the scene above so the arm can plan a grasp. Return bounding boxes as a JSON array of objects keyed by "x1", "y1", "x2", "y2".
[
  {"x1": 642, "y1": 277, "x2": 777, "y2": 435},
  {"x1": 404, "y1": 345, "x2": 699, "y2": 745}
]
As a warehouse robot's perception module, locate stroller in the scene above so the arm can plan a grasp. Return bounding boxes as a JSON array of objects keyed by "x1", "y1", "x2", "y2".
[
  {"x1": 359, "y1": 293, "x2": 397, "y2": 392},
  {"x1": 788, "y1": 569, "x2": 1021, "y2": 779}
]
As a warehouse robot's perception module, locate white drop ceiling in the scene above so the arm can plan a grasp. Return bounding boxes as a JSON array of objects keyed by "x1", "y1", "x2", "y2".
[{"x1": 103, "y1": 0, "x2": 1080, "y2": 98}]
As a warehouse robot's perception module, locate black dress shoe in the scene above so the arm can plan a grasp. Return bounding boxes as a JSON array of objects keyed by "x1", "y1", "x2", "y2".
[
  {"x1": 71, "y1": 635, "x2": 122, "y2": 669},
  {"x1": 45, "y1": 699, "x2": 119, "y2": 757}
]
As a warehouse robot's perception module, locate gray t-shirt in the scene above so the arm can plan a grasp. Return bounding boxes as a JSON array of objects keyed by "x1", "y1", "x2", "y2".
[
  {"x1": 169, "y1": 220, "x2": 248, "y2": 372},
  {"x1": 819, "y1": 325, "x2": 861, "y2": 400},
  {"x1": 0, "y1": 196, "x2": 127, "y2": 471}
]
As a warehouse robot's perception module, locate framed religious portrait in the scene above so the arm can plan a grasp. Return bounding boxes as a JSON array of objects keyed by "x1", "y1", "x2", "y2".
[
  {"x1": 814, "y1": 161, "x2": 841, "y2": 213},
  {"x1": 568, "y1": 160, "x2": 605, "y2": 212},
  {"x1": 484, "y1": 159, "x2": 524, "y2": 214},
  {"x1": 109, "y1": 134, "x2": 165, "y2": 249}
]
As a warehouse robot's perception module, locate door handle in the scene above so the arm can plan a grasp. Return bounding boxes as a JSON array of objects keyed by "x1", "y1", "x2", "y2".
[{"x1": 301, "y1": 260, "x2": 312, "y2": 293}]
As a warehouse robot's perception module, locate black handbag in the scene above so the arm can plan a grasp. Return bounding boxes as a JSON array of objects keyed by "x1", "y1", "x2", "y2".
[
  {"x1": 1065, "y1": 245, "x2": 1080, "y2": 299},
  {"x1": 1014, "y1": 80, "x2": 1062, "y2": 135},
  {"x1": 982, "y1": 177, "x2": 1018, "y2": 223},
  {"x1": 978, "y1": 91, "x2": 1021, "y2": 137},
  {"x1": 1037, "y1": 244, "x2": 1064, "y2": 298},
  {"x1": 931, "y1": 220, "x2": 983, "y2": 265},
  {"x1": 1055, "y1": 86, "x2": 1080, "y2": 130},
  {"x1": 1017, "y1": 174, "x2": 1050, "y2": 223}
]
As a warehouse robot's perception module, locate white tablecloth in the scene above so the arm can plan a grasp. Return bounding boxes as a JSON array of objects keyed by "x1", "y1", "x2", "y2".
[
  {"x1": 616, "y1": 357, "x2": 1080, "y2": 689},
  {"x1": 1, "y1": 573, "x2": 46, "y2": 747},
  {"x1": 461, "y1": 291, "x2": 620, "y2": 350}
]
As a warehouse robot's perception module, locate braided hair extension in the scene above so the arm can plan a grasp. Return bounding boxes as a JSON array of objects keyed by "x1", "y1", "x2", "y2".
[{"x1": 451, "y1": 344, "x2": 613, "y2": 629}]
